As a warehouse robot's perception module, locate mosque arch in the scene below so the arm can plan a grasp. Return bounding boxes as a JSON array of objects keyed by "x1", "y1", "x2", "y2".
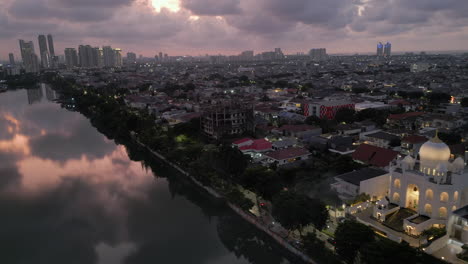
[
  {"x1": 440, "y1": 192, "x2": 449, "y2": 203},
  {"x1": 439, "y1": 207, "x2": 448, "y2": 219},
  {"x1": 424, "y1": 204, "x2": 432, "y2": 215},
  {"x1": 454, "y1": 191, "x2": 459, "y2": 201},
  {"x1": 425, "y1": 189, "x2": 433, "y2": 201},
  {"x1": 393, "y1": 192, "x2": 400, "y2": 203},
  {"x1": 394, "y1": 178, "x2": 401, "y2": 189}
]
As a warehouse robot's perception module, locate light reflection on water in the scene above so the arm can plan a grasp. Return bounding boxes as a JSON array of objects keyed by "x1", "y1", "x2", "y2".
[{"x1": 0, "y1": 87, "x2": 293, "y2": 264}]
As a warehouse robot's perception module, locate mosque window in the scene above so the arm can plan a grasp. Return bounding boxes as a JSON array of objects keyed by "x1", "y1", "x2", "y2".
[
  {"x1": 393, "y1": 192, "x2": 400, "y2": 202},
  {"x1": 440, "y1": 192, "x2": 449, "y2": 203},
  {"x1": 439, "y1": 207, "x2": 447, "y2": 219},
  {"x1": 394, "y1": 179, "x2": 401, "y2": 189},
  {"x1": 424, "y1": 204, "x2": 432, "y2": 215},
  {"x1": 425, "y1": 189, "x2": 433, "y2": 201},
  {"x1": 454, "y1": 191, "x2": 459, "y2": 201}
]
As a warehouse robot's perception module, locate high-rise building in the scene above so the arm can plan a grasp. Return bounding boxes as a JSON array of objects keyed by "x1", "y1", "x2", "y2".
[
  {"x1": 127, "y1": 52, "x2": 137, "y2": 64},
  {"x1": 19, "y1": 39, "x2": 40, "y2": 73},
  {"x1": 47, "y1": 34, "x2": 55, "y2": 57},
  {"x1": 78, "y1": 45, "x2": 97, "y2": 68},
  {"x1": 114, "y1": 48, "x2": 122, "y2": 67},
  {"x1": 64, "y1": 48, "x2": 78, "y2": 68},
  {"x1": 240, "y1": 50, "x2": 254, "y2": 61},
  {"x1": 384, "y1": 42, "x2": 392, "y2": 57},
  {"x1": 159, "y1": 52, "x2": 163, "y2": 61},
  {"x1": 47, "y1": 34, "x2": 57, "y2": 68},
  {"x1": 274, "y1": 48, "x2": 284, "y2": 59},
  {"x1": 38, "y1": 35, "x2": 50, "y2": 68},
  {"x1": 103, "y1": 46, "x2": 115, "y2": 67},
  {"x1": 8, "y1": 53, "x2": 15, "y2": 65},
  {"x1": 377, "y1": 42, "x2": 384, "y2": 56},
  {"x1": 309, "y1": 48, "x2": 327, "y2": 61}
]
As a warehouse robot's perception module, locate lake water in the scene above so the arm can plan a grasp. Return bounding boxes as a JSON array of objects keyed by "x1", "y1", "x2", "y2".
[{"x1": 0, "y1": 85, "x2": 296, "y2": 264}]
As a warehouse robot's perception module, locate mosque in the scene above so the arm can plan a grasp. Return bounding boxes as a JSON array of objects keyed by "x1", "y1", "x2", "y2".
[{"x1": 373, "y1": 133, "x2": 467, "y2": 236}]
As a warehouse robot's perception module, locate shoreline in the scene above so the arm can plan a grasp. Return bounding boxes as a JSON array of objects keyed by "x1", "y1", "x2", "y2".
[{"x1": 131, "y1": 135, "x2": 317, "y2": 264}]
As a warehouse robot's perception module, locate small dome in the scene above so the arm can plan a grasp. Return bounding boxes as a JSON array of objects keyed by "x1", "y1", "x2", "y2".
[
  {"x1": 403, "y1": 155, "x2": 415, "y2": 163},
  {"x1": 436, "y1": 163, "x2": 448, "y2": 173},
  {"x1": 452, "y1": 157, "x2": 465, "y2": 172},
  {"x1": 419, "y1": 133, "x2": 450, "y2": 163}
]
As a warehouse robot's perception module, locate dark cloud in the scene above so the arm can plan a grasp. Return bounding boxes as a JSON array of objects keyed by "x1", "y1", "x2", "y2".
[
  {"x1": 181, "y1": 0, "x2": 241, "y2": 15},
  {"x1": 8, "y1": 0, "x2": 132, "y2": 22}
]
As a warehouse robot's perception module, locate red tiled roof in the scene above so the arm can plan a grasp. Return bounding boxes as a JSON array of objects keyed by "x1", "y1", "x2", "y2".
[
  {"x1": 239, "y1": 139, "x2": 272, "y2": 151},
  {"x1": 388, "y1": 112, "x2": 424, "y2": 120},
  {"x1": 402, "y1": 135, "x2": 427, "y2": 144},
  {"x1": 233, "y1": 138, "x2": 253, "y2": 145},
  {"x1": 265, "y1": 147, "x2": 310, "y2": 160},
  {"x1": 352, "y1": 144, "x2": 398, "y2": 167}
]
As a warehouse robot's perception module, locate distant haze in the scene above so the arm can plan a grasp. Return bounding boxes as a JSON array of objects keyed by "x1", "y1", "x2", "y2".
[{"x1": 1, "y1": 0, "x2": 468, "y2": 59}]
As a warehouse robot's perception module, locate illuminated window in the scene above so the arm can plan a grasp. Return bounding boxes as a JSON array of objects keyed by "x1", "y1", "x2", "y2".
[
  {"x1": 394, "y1": 179, "x2": 401, "y2": 189},
  {"x1": 424, "y1": 204, "x2": 432, "y2": 215},
  {"x1": 393, "y1": 192, "x2": 400, "y2": 202},
  {"x1": 454, "y1": 191, "x2": 459, "y2": 201},
  {"x1": 425, "y1": 189, "x2": 433, "y2": 201},
  {"x1": 440, "y1": 192, "x2": 449, "y2": 203},
  {"x1": 439, "y1": 207, "x2": 447, "y2": 219}
]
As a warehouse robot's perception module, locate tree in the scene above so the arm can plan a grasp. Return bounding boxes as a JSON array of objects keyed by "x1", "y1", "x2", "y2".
[
  {"x1": 439, "y1": 132, "x2": 462, "y2": 145},
  {"x1": 272, "y1": 191, "x2": 328, "y2": 233},
  {"x1": 427, "y1": 92, "x2": 451, "y2": 105},
  {"x1": 305, "y1": 115, "x2": 321, "y2": 126},
  {"x1": 389, "y1": 138, "x2": 401, "y2": 147},
  {"x1": 461, "y1": 98, "x2": 468, "y2": 107},
  {"x1": 334, "y1": 220, "x2": 375, "y2": 263},
  {"x1": 225, "y1": 187, "x2": 254, "y2": 211},
  {"x1": 335, "y1": 108, "x2": 356, "y2": 124},
  {"x1": 241, "y1": 166, "x2": 282, "y2": 200},
  {"x1": 302, "y1": 233, "x2": 341, "y2": 264}
]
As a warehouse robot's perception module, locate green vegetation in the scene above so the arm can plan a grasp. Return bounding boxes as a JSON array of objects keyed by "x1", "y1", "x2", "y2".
[
  {"x1": 272, "y1": 191, "x2": 328, "y2": 233},
  {"x1": 302, "y1": 233, "x2": 341, "y2": 264},
  {"x1": 335, "y1": 220, "x2": 446, "y2": 264}
]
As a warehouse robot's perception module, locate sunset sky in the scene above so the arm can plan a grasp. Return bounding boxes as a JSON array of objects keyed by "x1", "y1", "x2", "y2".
[{"x1": 1, "y1": 0, "x2": 468, "y2": 60}]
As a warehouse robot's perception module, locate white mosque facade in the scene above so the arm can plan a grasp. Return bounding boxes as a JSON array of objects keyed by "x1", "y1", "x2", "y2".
[{"x1": 373, "y1": 134, "x2": 468, "y2": 236}]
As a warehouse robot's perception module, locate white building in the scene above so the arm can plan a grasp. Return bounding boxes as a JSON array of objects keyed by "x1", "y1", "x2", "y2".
[{"x1": 373, "y1": 133, "x2": 468, "y2": 236}]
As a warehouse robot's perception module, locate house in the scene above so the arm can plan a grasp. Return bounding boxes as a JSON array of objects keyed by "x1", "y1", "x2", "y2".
[
  {"x1": 272, "y1": 138, "x2": 298, "y2": 150},
  {"x1": 362, "y1": 131, "x2": 400, "y2": 148},
  {"x1": 336, "y1": 123, "x2": 362, "y2": 139},
  {"x1": 401, "y1": 135, "x2": 427, "y2": 156},
  {"x1": 331, "y1": 168, "x2": 390, "y2": 201},
  {"x1": 352, "y1": 144, "x2": 399, "y2": 169},
  {"x1": 271, "y1": 125, "x2": 322, "y2": 139},
  {"x1": 238, "y1": 138, "x2": 272, "y2": 153},
  {"x1": 387, "y1": 112, "x2": 425, "y2": 130},
  {"x1": 328, "y1": 136, "x2": 355, "y2": 155},
  {"x1": 263, "y1": 147, "x2": 310, "y2": 166}
]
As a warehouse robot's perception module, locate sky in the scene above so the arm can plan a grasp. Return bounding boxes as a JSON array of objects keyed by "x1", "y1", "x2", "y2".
[{"x1": 1, "y1": 0, "x2": 468, "y2": 60}]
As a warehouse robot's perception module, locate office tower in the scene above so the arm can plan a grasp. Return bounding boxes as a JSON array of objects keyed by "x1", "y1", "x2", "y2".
[
  {"x1": 8, "y1": 53, "x2": 15, "y2": 65},
  {"x1": 103, "y1": 46, "x2": 115, "y2": 67},
  {"x1": 94, "y1": 47, "x2": 103, "y2": 68},
  {"x1": 384, "y1": 42, "x2": 392, "y2": 57},
  {"x1": 240, "y1": 50, "x2": 254, "y2": 60},
  {"x1": 309, "y1": 48, "x2": 327, "y2": 61},
  {"x1": 64, "y1": 48, "x2": 78, "y2": 68},
  {"x1": 47, "y1": 34, "x2": 55, "y2": 57},
  {"x1": 274, "y1": 48, "x2": 284, "y2": 59},
  {"x1": 377, "y1": 42, "x2": 384, "y2": 56},
  {"x1": 47, "y1": 34, "x2": 56, "y2": 68},
  {"x1": 19, "y1": 39, "x2": 40, "y2": 73},
  {"x1": 159, "y1": 52, "x2": 163, "y2": 61},
  {"x1": 164, "y1": 53, "x2": 168, "y2": 61},
  {"x1": 114, "y1": 48, "x2": 122, "y2": 67},
  {"x1": 38, "y1": 35, "x2": 50, "y2": 68},
  {"x1": 127, "y1": 52, "x2": 137, "y2": 63}
]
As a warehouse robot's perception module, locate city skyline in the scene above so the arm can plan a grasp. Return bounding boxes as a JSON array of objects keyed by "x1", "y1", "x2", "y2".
[{"x1": 1, "y1": 0, "x2": 468, "y2": 60}]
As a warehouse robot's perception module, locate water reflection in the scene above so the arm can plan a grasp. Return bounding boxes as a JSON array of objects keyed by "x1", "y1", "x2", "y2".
[{"x1": 0, "y1": 88, "x2": 294, "y2": 264}]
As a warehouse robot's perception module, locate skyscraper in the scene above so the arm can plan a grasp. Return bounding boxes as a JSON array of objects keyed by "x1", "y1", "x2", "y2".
[
  {"x1": 47, "y1": 34, "x2": 55, "y2": 57},
  {"x1": 384, "y1": 42, "x2": 392, "y2": 57},
  {"x1": 274, "y1": 48, "x2": 284, "y2": 59},
  {"x1": 309, "y1": 48, "x2": 327, "y2": 61},
  {"x1": 103, "y1": 46, "x2": 115, "y2": 67},
  {"x1": 114, "y1": 48, "x2": 122, "y2": 67},
  {"x1": 78, "y1": 45, "x2": 98, "y2": 68},
  {"x1": 19, "y1": 39, "x2": 40, "y2": 73},
  {"x1": 64, "y1": 48, "x2": 78, "y2": 68},
  {"x1": 127, "y1": 52, "x2": 137, "y2": 64},
  {"x1": 377, "y1": 42, "x2": 384, "y2": 56},
  {"x1": 38, "y1": 35, "x2": 50, "y2": 68},
  {"x1": 8, "y1": 53, "x2": 15, "y2": 65}
]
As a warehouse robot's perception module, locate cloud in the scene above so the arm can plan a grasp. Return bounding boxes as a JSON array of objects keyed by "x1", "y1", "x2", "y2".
[{"x1": 181, "y1": 0, "x2": 241, "y2": 15}]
